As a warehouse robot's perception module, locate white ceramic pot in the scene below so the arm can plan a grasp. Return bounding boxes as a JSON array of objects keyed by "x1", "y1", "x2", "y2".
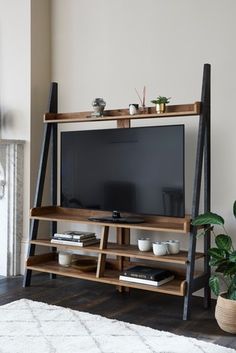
[
  {"x1": 58, "y1": 251, "x2": 72, "y2": 267},
  {"x1": 138, "y1": 238, "x2": 151, "y2": 252},
  {"x1": 152, "y1": 242, "x2": 168, "y2": 256},
  {"x1": 166, "y1": 240, "x2": 180, "y2": 254}
]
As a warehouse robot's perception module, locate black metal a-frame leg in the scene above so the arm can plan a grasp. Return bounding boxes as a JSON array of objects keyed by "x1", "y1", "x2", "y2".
[
  {"x1": 23, "y1": 83, "x2": 58, "y2": 287},
  {"x1": 183, "y1": 64, "x2": 211, "y2": 320}
]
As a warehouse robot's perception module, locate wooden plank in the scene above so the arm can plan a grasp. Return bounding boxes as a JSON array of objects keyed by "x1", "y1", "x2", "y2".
[
  {"x1": 99, "y1": 226, "x2": 109, "y2": 250},
  {"x1": 117, "y1": 119, "x2": 131, "y2": 129},
  {"x1": 116, "y1": 227, "x2": 131, "y2": 291},
  {"x1": 44, "y1": 102, "x2": 200, "y2": 123},
  {"x1": 103, "y1": 245, "x2": 203, "y2": 264},
  {"x1": 96, "y1": 254, "x2": 107, "y2": 278},
  {"x1": 96, "y1": 226, "x2": 109, "y2": 278},
  {"x1": 116, "y1": 228, "x2": 123, "y2": 271},
  {"x1": 26, "y1": 252, "x2": 55, "y2": 266},
  {"x1": 26, "y1": 260, "x2": 186, "y2": 296},
  {"x1": 116, "y1": 228, "x2": 126, "y2": 292},
  {"x1": 30, "y1": 206, "x2": 190, "y2": 234},
  {"x1": 30, "y1": 240, "x2": 204, "y2": 265},
  {"x1": 31, "y1": 239, "x2": 101, "y2": 252}
]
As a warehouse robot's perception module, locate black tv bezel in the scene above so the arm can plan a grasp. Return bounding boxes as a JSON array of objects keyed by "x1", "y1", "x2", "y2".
[{"x1": 60, "y1": 124, "x2": 185, "y2": 219}]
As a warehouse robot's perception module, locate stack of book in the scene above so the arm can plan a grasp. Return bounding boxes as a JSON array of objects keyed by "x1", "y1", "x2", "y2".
[
  {"x1": 119, "y1": 265, "x2": 174, "y2": 287},
  {"x1": 51, "y1": 230, "x2": 100, "y2": 247}
]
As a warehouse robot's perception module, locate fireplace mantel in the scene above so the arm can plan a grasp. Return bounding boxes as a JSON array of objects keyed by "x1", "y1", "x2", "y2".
[{"x1": 0, "y1": 139, "x2": 24, "y2": 276}]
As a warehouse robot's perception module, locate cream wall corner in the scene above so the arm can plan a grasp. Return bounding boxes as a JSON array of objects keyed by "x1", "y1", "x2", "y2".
[{"x1": 0, "y1": 0, "x2": 51, "y2": 274}]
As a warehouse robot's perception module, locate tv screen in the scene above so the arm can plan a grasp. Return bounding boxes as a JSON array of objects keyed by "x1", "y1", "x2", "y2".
[{"x1": 61, "y1": 125, "x2": 185, "y2": 218}]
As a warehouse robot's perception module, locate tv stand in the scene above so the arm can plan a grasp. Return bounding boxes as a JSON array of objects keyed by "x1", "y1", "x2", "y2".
[
  {"x1": 88, "y1": 210, "x2": 145, "y2": 224},
  {"x1": 23, "y1": 64, "x2": 211, "y2": 321}
]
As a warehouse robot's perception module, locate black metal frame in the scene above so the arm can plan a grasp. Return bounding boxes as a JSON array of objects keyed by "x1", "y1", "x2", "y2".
[
  {"x1": 183, "y1": 63, "x2": 211, "y2": 319},
  {"x1": 23, "y1": 65, "x2": 211, "y2": 321},
  {"x1": 23, "y1": 83, "x2": 58, "y2": 287}
]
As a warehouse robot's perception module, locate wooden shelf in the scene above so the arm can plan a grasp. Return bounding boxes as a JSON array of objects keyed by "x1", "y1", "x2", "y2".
[
  {"x1": 44, "y1": 102, "x2": 201, "y2": 124},
  {"x1": 23, "y1": 65, "x2": 212, "y2": 322},
  {"x1": 30, "y1": 206, "x2": 190, "y2": 234},
  {"x1": 101, "y1": 244, "x2": 203, "y2": 264},
  {"x1": 26, "y1": 254, "x2": 186, "y2": 297},
  {"x1": 31, "y1": 239, "x2": 204, "y2": 265}
]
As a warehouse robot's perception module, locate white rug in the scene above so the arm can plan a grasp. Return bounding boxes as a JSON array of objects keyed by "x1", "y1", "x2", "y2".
[{"x1": 0, "y1": 299, "x2": 235, "y2": 353}]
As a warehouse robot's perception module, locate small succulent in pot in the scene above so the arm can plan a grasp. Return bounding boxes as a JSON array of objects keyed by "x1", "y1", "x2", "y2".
[{"x1": 150, "y1": 96, "x2": 171, "y2": 113}]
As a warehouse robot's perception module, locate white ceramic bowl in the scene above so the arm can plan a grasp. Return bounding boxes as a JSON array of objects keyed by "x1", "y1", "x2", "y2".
[
  {"x1": 166, "y1": 240, "x2": 180, "y2": 254},
  {"x1": 152, "y1": 242, "x2": 168, "y2": 256},
  {"x1": 138, "y1": 238, "x2": 151, "y2": 252}
]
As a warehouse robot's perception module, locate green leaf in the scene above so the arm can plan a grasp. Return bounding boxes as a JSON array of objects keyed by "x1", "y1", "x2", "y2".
[
  {"x1": 224, "y1": 263, "x2": 236, "y2": 276},
  {"x1": 209, "y1": 256, "x2": 228, "y2": 267},
  {"x1": 215, "y1": 234, "x2": 232, "y2": 251},
  {"x1": 191, "y1": 212, "x2": 224, "y2": 226},
  {"x1": 228, "y1": 290, "x2": 236, "y2": 300},
  {"x1": 209, "y1": 258, "x2": 221, "y2": 267},
  {"x1": 228, "y1": 276, "x2": 236, "y2": 300},
  {"x1": 229, "y1": 251, "x2": 236, "y2": 263},
  {"x1": 234, "y1": 201, "x2": 236, "y2": 219},
  {"x1": 231, "y1": 274, "x2": 236, "y2": 285},
  {"x1": 208, "y1": 248, "x2": 226, "y2": 268},
  {"x1": 209, "y1": 275, "x2": 220, "y2": 296},
  {"x1": 215, "y1": 261, "x2": 229, "y2": 273},
  {"x1": 208, "y1": 247, "x2": 225, "y2": 260}
]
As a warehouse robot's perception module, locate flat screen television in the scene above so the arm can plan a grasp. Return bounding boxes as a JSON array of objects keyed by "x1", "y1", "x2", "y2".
[{"x1": 61, "y1": 125, "x2": 185, "y2": 222}]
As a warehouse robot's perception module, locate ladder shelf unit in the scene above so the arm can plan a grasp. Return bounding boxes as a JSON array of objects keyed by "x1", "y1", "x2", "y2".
[{"x1": 24, "y1": 64, "x2": 211, "y2": 321}]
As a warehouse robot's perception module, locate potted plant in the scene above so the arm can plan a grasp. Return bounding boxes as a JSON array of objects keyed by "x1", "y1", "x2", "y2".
[
  {"x1": 150, "y1": 96, "x2": 171, "y2": 113},
  {"x1": 192, "y1": 201, "x2": 236, "y2": 333}
]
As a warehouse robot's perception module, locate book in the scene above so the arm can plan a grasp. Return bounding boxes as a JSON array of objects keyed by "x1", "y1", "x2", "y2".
[
  {"x1": 50, "y1": 238, "x2": 100, "y2": 247},
  {"x1": 119, "y1": 275, "x2": 175, "y2": 287},
  {"x1": 53, "y1": 231, "x2": 95, "y2": 241},
  {"x1": 123, "y1": 266, "x2": 173, "y2": 281},
  {"x1": 52, "y1": 235, "x2": 96, "y2": 242}
]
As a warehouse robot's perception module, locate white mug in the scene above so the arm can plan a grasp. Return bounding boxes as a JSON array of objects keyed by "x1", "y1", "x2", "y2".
[
  {"x1": 152, "y1": 242, "x2": 168, "y2": 256},
  {"x1": 58, "y1": 251, "x2": 72, "y2": 267},
  {"x1": 138, "y1": 238, "x2": 151, "y2": 252},
  {"x1": 166, "y1": 240, "x2": 180, "y2": 254},
  {"x1": 129, "y1": 104, "x2": 139, "y2": 115}
]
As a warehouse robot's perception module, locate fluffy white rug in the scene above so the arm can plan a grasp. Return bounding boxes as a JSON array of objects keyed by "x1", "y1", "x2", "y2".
[{"x1": 0, "y1": 299, "x2": 235, "y2": 353}]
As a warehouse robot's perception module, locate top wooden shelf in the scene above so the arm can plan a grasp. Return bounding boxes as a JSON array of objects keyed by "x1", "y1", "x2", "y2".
[
  {"x1": 44, "y1": 102, "x2": 201, "y2": 124},
  {"x1": 30, "y1": 206, "x2": 190, "y2": 234}
]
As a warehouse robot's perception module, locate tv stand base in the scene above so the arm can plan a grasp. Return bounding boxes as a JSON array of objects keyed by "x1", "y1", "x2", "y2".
[{"x1": 88, "y1": 211, "x2": 144, "y2": 224}]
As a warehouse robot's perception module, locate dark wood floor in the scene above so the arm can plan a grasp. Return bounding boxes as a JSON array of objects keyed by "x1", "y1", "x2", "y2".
[{"x1": 0, "y1": 274, "x2": 235, "y2": 350}]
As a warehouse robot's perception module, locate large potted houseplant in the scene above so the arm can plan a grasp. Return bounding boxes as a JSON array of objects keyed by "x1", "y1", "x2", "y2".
[{"x1": 192, "y1": 201, "x2": 236, "y2": 333}]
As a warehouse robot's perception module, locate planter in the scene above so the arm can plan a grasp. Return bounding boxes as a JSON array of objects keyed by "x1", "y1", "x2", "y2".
[
  {"x1": 156, "y1": 103, "x2": 166, "y2": 113},
  {"x1": 215, "y1": 293, "x2": 236, "y2": 334}
]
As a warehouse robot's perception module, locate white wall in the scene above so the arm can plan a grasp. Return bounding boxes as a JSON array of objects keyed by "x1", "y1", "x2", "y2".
[
  {"x1": 30, "y1": 0, "x2": 51, "y2": 256},
  {"x1": 0, "y1": 0, "x2": 51, "y2": 274},
  {"x1": 0, "y1": 0, "x2": 31, "y2": 273},
  {"x1": 51, "y1": 0, "x2": 236, "y2": 250},
  {"x1": 31, "y1": 0, "x2": 51, "y2": 202}
]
